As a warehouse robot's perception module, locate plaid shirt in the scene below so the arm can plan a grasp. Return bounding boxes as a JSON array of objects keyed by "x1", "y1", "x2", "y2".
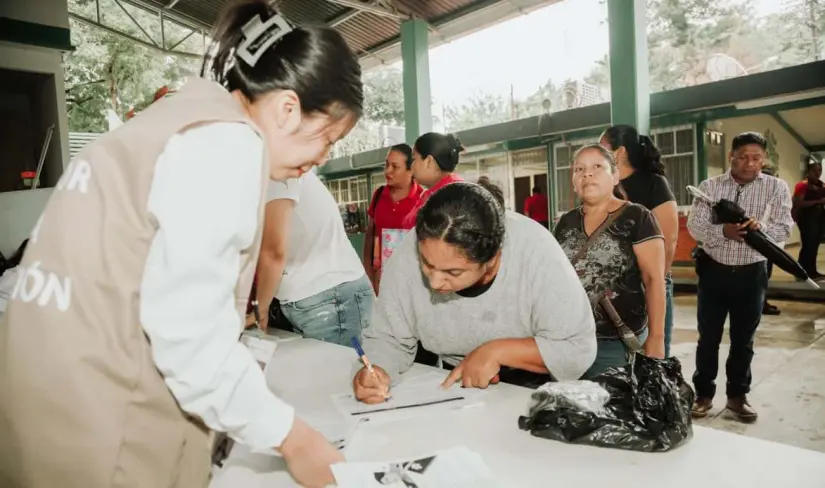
[{"x1": 687, "y1": 171, "x2": 793, "y2": 266}]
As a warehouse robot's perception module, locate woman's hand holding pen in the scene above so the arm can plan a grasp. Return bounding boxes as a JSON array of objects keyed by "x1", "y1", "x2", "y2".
[{"x1": 353, "y1": 365, "x2": 391, "y2": 404}]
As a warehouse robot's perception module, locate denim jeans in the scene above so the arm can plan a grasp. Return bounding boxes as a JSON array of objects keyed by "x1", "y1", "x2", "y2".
[
  {"x1": 693, "y1": 254, "x2": 767, "y2": 399},
  {"x1": 664, "y1": 273, "x2": 674, "y2": 358},
  {"x1": 582, "y1": 328, "x2": 649, "y2": 379},
  {"x1": 280, "y1": 275, "x2": 374, "y2": 347}
]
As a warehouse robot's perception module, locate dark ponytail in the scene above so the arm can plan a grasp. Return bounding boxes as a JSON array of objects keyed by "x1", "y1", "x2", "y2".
[
  {"x1": 201, "y1": 0, "x2": 363, "y2": 118},
  {"x1": 414, "y1": 132, "x2": 464, "y2": 172},
  {"x1": 476, "y1": 176, "x2": 505, "y2": 208},
  {"x1": 416, "y1": 182, "x2": 505, "y2": 264},
  {"x1": 602, "y1": 125, "x2": 666, "y2": 176}
]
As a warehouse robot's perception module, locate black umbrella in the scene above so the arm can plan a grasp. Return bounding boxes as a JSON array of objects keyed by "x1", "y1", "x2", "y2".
[{"x1": 687, "y1": 185, "x2": 820, "y2": 290}]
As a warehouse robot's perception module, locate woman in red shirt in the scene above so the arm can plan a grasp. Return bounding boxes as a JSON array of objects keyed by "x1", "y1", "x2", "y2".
[
  {"x1": 401, "y1": 132, "x2": 465, "y2": 228},
  {"x1": 793, "y1": 161, "x2": 825, "y2": 279},
  {"x1": 364, "y1": 144, "x2": 424, "y2": 293}
]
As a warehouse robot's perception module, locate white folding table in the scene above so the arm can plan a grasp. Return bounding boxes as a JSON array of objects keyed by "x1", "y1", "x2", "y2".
[{"x1": 210, "y1": 338, "x2": 825, "y2": 487}]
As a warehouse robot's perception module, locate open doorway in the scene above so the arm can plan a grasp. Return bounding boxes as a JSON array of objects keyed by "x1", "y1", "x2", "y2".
[
  {"x1": 513, "y1": 173, "x2": 548, "y2": 215},
  {"x1": 0, "y1": 68, "x2": 62, "y2": 192}
]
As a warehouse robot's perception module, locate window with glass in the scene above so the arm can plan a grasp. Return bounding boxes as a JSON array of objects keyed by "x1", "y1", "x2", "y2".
[
  {"x1": 455, "y1": 161, "x2": 481, "y2": 183},
  {"x1": 322, "y1": 175, "x2": 370, "y2": 234},
  {"x1": 553, "y1": 140, "x2": 592, "y2": 216},
  {"x1": 651, "y1": 126, "x2": 696, "y2": 207},
  {"x1": 477, "y1": 154, "x2": 511, "y2": 210}
]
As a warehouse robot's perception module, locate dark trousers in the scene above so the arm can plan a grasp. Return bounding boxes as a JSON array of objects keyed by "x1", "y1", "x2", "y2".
[
  {"x1": 763, "y1": 261, "x2": 773, "y2": 305},
  {"x1": 797, "y1": 215, "x2": 823, "y2": 275},
  {"x1": 694, "y1": 253, "x2": 768, "y2": 399}
]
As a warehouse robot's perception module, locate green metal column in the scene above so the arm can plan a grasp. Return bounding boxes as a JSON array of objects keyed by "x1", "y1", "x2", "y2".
[
  {"x1": 400, "y1": 19, "x2": 432, "y2": 144},
  {"x1": 607, "y1": 0, "x2": 650, "y2": 133},
  {"x1": 696, "y1": 121, "x2": 708, "y2": 182}
]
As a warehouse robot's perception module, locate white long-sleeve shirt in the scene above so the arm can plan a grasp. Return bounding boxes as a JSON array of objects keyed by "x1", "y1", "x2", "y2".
[{"x1": 139, "y1": 122, "x2": 294, "y2": 453}]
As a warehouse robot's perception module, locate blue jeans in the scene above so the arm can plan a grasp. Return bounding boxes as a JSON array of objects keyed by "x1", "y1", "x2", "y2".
[
  {"x1": 582, "y1": 328, "x2": 649, "y2": 379},
  {"x1": 280, "y1": 275, "x2": 374, "y2": 347},
  {"x1": 664, "y1": 273, "x2": 674, "y2": 358}
]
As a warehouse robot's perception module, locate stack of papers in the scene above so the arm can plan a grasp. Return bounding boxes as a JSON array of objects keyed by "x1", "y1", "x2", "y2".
[
  {"x1": 331, "y1": 446, "x2": 497, "y2": 488},
  {"x1": 331, "y1": 372, "x2": 485, "y2": 422}
]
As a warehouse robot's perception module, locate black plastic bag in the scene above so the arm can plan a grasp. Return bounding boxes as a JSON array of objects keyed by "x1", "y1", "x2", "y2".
[{"x1": 518, "y1": 354, "x2": 695, "y2": 452}]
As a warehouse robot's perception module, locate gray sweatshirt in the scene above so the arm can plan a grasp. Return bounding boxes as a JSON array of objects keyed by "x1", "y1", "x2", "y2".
[{"x1": 360, "y1": 212, "x2": 596, "y2": 383}]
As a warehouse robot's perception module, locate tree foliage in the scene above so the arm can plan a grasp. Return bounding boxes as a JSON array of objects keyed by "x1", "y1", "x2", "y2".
[
  {"x1": 65, "y1": 0, "x2": 825, "y2": 150},
  {"x1": 65, "y1": 0, "x2": 201, "y2": 132}
]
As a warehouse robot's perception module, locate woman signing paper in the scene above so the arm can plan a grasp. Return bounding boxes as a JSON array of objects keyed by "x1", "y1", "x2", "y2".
[{"x1": 0, "y1": 1, "x2": 363, "y2": 487}]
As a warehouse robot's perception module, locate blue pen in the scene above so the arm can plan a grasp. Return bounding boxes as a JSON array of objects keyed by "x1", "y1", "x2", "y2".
[{"x1": 351, "y1": 337, "x2": 387, "y2": 398}]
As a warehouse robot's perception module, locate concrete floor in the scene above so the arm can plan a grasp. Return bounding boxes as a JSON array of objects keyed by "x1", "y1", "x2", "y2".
[{"x1": 671, "y1": 294, "x2": 825, "y2": 453}]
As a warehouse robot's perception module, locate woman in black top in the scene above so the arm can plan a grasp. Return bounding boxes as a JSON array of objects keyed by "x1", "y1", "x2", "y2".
[
  {"x1": 554, "y1": 145, "x2": 665, "y2": 378},
  {"x1": 600, "y1": 125, "x2": 678, "y2": 358}
]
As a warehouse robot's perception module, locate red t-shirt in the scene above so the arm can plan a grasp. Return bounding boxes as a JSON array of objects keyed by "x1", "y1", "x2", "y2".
[
  {"x1": 368, "y1": 182, "x2": 424, "y2": 268},
  {"x1": 794, "y1": 181, "x2": 809, "y2": 198},
  {"x1": 794, "y1": 179, "x2": 825, "y2": 198},
  {"x1": 369, "y1": 182, "x2": 424, "y2": 234},
  {"x1": 401, "y1": 173, "x2": 464, "y2": 228},
  {"x1": 524, "y1": 193, "x2": 549, "y2": 222}
]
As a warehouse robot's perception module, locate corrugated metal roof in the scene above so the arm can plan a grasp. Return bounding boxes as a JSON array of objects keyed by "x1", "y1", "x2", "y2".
[{"x1": 121, "y1": 0, "x2": 507, "y2": 58}]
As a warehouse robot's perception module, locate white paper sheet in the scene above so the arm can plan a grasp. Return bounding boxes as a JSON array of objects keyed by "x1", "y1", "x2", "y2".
[
  {"x1": 301, "y1": 408, "x2": 367, "y2": 451},
  {"x1": 331, "y1": 446, "x2": 498, "y2": 488},
  {"x1": 240, "y1": 334, "x2": 279, "y2": 365},
  {"x1": 331, "y1": 372, "x2": 485, "y2": 421}
]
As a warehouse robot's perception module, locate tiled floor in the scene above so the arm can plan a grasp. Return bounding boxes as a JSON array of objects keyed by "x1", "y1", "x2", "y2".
[{"x1": 671, "y1": 295, "x2": 825, "y2": 453}]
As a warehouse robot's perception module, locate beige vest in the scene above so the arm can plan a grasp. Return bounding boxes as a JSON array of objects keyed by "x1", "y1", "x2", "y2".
[{"x1": 0, "y1": 78, "x2": 268, "y2": 488}]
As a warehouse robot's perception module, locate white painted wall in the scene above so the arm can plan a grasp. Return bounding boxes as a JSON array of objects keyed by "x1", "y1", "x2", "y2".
[
  {"x1": 717, "y1": 114, "x2": 809, "y2": 245},
  {"x1": 0, "y1": 0, "x2": 70, "y2": 29},
  {"x1": 0, "y1": 189, "x2": 52, "y2": 256},
  {"x1": 0, "y1": 42, "x2": 70, "y2": 182}
]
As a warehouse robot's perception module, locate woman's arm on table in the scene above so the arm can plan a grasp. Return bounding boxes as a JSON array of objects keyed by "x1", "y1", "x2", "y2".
[
  {"x1": 356, "y1": 236, "x2": 421, "y2": 383},
  {"x1": 140, "y1": 122, "x2": 294, "y2": 453},
  {"x1": 524, "y1": 228, "x2": 597, "y2": 380}
]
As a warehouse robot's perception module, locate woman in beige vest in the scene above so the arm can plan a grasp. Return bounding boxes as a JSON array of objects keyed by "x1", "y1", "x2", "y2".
[{"x1": 0, "y1": 2, "x2": 362, "y2": 488}]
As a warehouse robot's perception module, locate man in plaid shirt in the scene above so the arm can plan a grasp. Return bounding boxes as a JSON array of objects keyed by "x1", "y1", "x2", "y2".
[{"x1": 687, "y1": 132, "x2": 793, "y2": 423}]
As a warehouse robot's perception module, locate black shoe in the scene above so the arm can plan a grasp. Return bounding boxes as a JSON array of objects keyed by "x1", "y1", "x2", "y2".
[{"x1": 762, "y1": 302, "x2": 780, "y2": 315}]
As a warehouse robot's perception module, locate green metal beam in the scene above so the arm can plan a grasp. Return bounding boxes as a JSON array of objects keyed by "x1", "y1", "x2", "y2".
[
  {"x1": 322, "y1": 68, "x2": 825, "y2": 179},
  {"x1": 400, "y1": 19, "x2": 432, "y2": 145},
  {"x1": 769, "y1": 112, "x2": 812, "y2": 153},
  {"x1": 0, "y1": 17, "x2": 73, "y2": 51},
  {"x1": 652, "y1": 96, "x2": 825, "y2": 127},
  {"x1": 607, "y1": 0, "x2": 650, "y2": 133}
]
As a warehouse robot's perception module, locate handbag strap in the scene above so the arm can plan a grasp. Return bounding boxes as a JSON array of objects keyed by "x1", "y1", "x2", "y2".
[
  {"x1": 570, "y1": 202, "x2": 629, "y2": 267},
  {"x1": 369, "y1": 185, "x2": 385, "y2": 215}
]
